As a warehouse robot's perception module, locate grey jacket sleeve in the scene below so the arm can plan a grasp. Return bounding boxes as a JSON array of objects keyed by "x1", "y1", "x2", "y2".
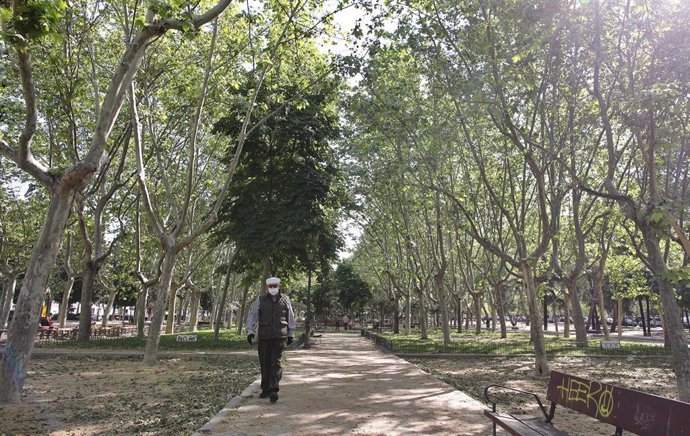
[{"x1": 245, "y1": 297, "x2": 261, "y2": 335}]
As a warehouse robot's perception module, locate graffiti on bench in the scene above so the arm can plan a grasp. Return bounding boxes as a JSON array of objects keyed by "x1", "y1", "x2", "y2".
[
  {"x1": 176, "y1": 334, "x2": 198, "y2": 342},
  {"x1": 547, "y1": 371, "x2": 690, "y2": 435},
  {"x1": 556, "y1": 376, "x2": 615, "y2": 419}
]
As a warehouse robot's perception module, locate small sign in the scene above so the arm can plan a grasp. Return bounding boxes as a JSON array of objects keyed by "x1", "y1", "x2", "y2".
[
  {"x1": 176, "y1": 334, "x2": 198, "y2": 342},
  {"x1": 601, "y1": 340, "x2": 621, "y2": 350}
]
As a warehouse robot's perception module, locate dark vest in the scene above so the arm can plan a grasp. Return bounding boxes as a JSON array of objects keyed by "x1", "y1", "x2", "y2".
[{"x1": 258, "y1": 293, "x2": 289, "y2": 340}]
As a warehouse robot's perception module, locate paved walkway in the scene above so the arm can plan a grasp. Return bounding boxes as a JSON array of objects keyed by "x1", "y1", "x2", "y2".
[{"x1": 197, "y1": 332, "x2": 492, "y2": 435}]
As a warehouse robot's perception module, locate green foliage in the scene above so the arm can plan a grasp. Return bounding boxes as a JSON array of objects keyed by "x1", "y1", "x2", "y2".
[
  {"x1": 213, "y1": 76, "x2": 345, "y2": 274},
  {"x1": 1, "y1": 0, "x2": 66, "y2": 42},
  {"x1": 333, "y1": 263, "x2": 372, "y2": 315}
]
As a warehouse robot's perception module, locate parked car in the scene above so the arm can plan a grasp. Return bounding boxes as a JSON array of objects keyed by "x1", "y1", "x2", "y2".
[
  {"x1": 622, "y1": 317, "x2": 637, "y2": 327},
  {"x1": 650, "y1": 316, "x2": 663, "y2": 327}
]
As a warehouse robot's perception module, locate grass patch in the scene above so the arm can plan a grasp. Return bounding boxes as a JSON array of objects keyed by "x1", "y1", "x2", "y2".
[
  {"x1": 368, "y1": 330, "x2": 671, "y2": 356},
  {"x1": 36, "y1": 329, "x2": 252, "y2": 351}
]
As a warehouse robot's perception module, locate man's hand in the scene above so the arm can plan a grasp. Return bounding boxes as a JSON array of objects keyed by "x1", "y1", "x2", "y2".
[
  {"x1": 287, "y1": 336, "x2": 293, "y2": 345},
  {"x1": 247, "y1": 333, "x2": 254, "y2": 345}
]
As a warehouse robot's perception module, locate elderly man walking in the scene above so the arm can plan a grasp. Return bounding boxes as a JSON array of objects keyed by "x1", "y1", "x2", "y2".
[{"x1": 246, "y1": 277, "x2": 296, "y2": 403}]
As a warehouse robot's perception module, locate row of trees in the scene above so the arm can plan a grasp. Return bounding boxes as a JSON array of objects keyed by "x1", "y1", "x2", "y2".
[
  {"x1": 0, "y1": 0, "x2": 350, "y2": 404},
  {"x1": 341, "y1": 0, "x2": 690, "y2": 400}
]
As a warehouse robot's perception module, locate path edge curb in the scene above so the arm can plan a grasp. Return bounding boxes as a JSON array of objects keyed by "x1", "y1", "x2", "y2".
[{"x1": 193, "y1": 378, "x2": 261, "y2": 434}]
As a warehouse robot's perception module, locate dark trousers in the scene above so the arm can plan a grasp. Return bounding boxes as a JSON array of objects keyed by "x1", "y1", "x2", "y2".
[{"x1": 258, "y1": 338, "x2": 285, "y2": 394}]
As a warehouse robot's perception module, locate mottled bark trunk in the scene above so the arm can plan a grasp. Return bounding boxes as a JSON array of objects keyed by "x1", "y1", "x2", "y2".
[
  {"x1": 521, "y1": 262, "x2": 550, "y2": 376},
  {"x1": 175, "y1": 292, "x2": 186, "y2": 329},
  {"x1": 456, "y1": 297, "x2": 462, "y2": 333},
  {"x1": 435, "y1": 271, "x2": 451, "y2": 345},
  {"x1": 418, "y1": 289, "x2": 428, "y2": 339},
  {"x1": 643, "y1": 230, "x2": 690, "y2": 401},
  {"x1": 405, "y1": 290, "x2": 411, "y2": 335},
  {"x1": 58, "y1": 277, "x2": 74, "y2": 329},
  {"x1": 392, "y1": 296, "x2": 400, "y2": 334},
  {"x1": 562, "y1": 284, "x2": 570, "y2": 338},
  {"x1": 164, "y1": 284, "x2": 178, "y2": 335},
  {"x1": 235, "y1": 284, "x2": 250, "y2": 335},
  {"x1": 0, "y1": 190, "x2": 74, "y2": 403},
  {"x1": 101, "y1": 290, "x2": 117, "y2": 328},
  {"x1": 594, "y1": 272, "x2": 610, "y2": 340},
  {"x1": 617, "y1": 299, "x2": 623, "y2": 341},
  {"x1": 189, "y1": 290, "x2": 200, "y2": 332},
  {"x1": 565, "y1": 280, "x2": 587, "y2": 347},
  {"x1": 214, "y1": 268, "x2": 232, "y2": 341},
  {"x1": 495, "y1": 284, "x2": 507, "y2": 338},
  {"x1": 473, "y1": 294, "x2": 481, "y2": 335},
  {"x1": 77, "y1": 264, "x2": 97, "y2": 341},
  {"x1": 143, "y1": 248, "x2": 176, "y2": 365},
  {"x1": 135, "y1": 288, "x2": 147, "y2": 338},
  {"x1": 0, "y1": 279, "x2": 16, "y2": 329}
]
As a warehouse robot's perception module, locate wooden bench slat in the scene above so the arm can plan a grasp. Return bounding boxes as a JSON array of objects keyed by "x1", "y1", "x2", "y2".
[{"x1": 484, "y1": 410, "x2": 569, "y2": 436}]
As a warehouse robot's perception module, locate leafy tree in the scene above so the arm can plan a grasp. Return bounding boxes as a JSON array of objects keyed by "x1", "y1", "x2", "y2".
[
  {"x1": 213, "y1": 78, "x2": 344, "y2": 277},
  {"x1": 333, "y1": 263, "x2": 372, "y2": 318}
]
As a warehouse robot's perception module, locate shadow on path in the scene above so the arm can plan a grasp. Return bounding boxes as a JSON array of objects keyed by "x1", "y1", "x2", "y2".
[{"x1": 198, "y1": 332, "x2": 491, "y2": 435}]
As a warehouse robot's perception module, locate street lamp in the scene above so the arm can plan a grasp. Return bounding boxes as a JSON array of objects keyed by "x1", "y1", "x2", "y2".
[{"x1": 304, "y1": 251, "x2": 315, "y2": 348}]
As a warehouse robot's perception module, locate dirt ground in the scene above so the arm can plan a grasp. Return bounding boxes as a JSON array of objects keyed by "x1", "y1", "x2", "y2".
[
  {"x1": 0, "y1": 342, "x2": 679, "y2": 435},
  {"x1": 409, "y1": 354, "x2": 677, "y2": 434},
  {"x1": 0, "y1": 353, "x2": 258, "y2": 435}
]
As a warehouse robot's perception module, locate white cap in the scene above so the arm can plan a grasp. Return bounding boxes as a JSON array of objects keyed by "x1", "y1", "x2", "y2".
[{"x1": 266, "y1": 277, "x2": 281, "y2": 286}]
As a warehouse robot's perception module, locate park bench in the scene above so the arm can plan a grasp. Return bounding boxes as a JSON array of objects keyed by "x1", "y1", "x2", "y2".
[{"x1": 484, "y1": 370, "x2": 690, "y2": 436}]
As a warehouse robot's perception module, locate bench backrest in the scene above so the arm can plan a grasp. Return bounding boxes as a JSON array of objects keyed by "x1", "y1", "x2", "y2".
[{"x1": 546, "y1": 371, "x2": 690, "y2": 435}]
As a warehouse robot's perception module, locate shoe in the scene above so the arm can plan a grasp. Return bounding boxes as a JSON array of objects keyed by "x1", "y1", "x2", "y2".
[
  {"x1": 269, "y1": 393, "x2": 279, "y2": 403},
  {"x1": 259, "y1": 391, "x2": 269, "y2": 398}
]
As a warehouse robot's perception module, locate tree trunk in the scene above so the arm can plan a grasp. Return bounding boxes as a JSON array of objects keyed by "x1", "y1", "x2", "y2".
[
  {"x1": 58, "y1": 277, "x2": 74, "y2": 329},
  {"x1": 143, "y1": 247, "x2": 177, "y2": 365},
  {"x1": 176, "y1": 292, "x2": 186, "y2": 329},
  {"x1": 101, "y1": 289, "x2": 117, "y2": 328},
  {"x1": 135, "y1": 287, "x2": 148, "y2": 338},
  {"x1": 565, "y1": 280, "x2": 588, "y2": 347},
  {"x1": 0, "y1": 279, "x2": 16, "y2": 329},
  {"x1": 435, "y1": 271, "x2": 451, "y2": 345},
  {"x1": 472, "y1": 294, "x2": 481, "y2": 335},
  {"x1": 594, "y1": 270, "x2": 610, "y2": 341},
  {"x1": 78, "y1": 263, "x2": 98, "y2": 341},
  {"x1": 0, "y1": 190, "x2": 74, "y2": 403},
  {"x1": 392, "y1": 296, "x2": 400, "y2": 334},
  {"x1": 638, "y1": 297, "x2": 648, "y2": 336},
  {"x1": 495, "y1": 284, "x2": 506, "y2": 338},
  {"x1": 562, "y1": 284, "x2": 570, "y2": 338},
  {"x1": 456, "y1": 297, "x2": 462, "y2": 334},
  {"x1": 165, "y1": 283, "x2": 178, "y2": 334},
  {"x1": 644, "y1": 231, "x2": 690, "y2": 401},
  {"x1": 189, "y1": 289, "x2": 200, "y2": 332},
  {"x1": 235, "y1": 284, "x2": 250, "y2": 335},
  {"x1": 214, "y1": 267, "x2": 233, "y2": 341},
  {"x1": 617, "y1": 299, "x2": 623, "y2": 341},
  {"x1": 521, "y1": 262, "x2": 549, "y2": 376},
  {"x1": 418, "y1": 288, "x2": 428, "y2": 339},
  {"x1": 405, "y1": 290, "x2": 411, "y2": 335}
]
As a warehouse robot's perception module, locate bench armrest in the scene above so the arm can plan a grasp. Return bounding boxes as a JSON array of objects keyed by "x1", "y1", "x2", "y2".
[{"x1": 483, "y1": 384, "x2": 555, "y2": 422}]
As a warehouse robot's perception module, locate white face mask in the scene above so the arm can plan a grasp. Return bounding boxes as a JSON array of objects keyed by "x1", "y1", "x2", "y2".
[{"x1": 268, "y1": 288, "x2": 279, "y2": 296}]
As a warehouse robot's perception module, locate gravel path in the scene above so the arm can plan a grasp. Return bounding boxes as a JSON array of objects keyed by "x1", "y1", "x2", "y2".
[{"x1": 198, "y1": 332, "x2": 492, "y2": 435}]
